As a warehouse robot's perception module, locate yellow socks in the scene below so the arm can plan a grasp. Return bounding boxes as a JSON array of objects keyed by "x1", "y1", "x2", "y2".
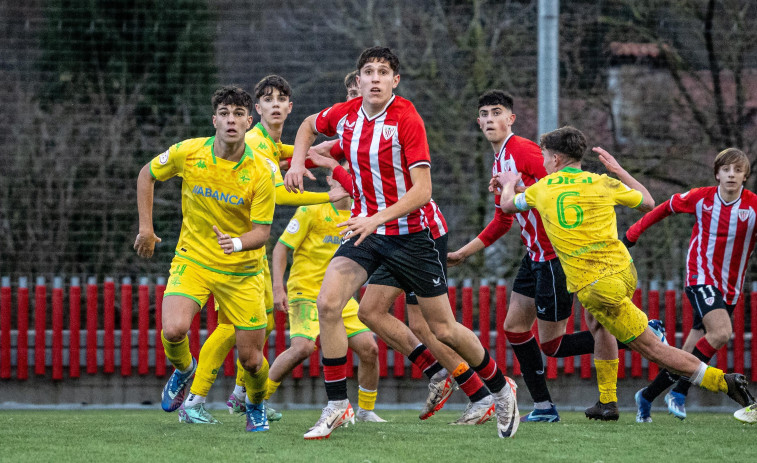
[
  {"x1": 265, "y1": 378, "x2": 281, "y2": 401},
  {"x1": 358, "y1": 386, "x2": 378, "y2": 411},
  {"x1": 190, "y1": 323, "x2": 236, "y2": 396},
  {"x1": 244, "y1": 357, "x2": 270, "y2": 405},
  {"x1": 160, "y1": 331, "x2": 192, "y2": 372},
  {"x1": 595, "y1": 358, "x2": 619, "y2": 403},
  {"x1": 235, "y1": 358, "x2": 246, "y2": 388}
]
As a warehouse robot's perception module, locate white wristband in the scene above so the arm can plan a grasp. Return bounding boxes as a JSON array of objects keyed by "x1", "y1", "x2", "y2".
[{"x1": 231, "y1": 237, "x2": 243, "y2": 253}]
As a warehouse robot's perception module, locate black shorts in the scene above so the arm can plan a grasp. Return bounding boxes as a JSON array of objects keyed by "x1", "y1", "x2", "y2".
[
  {"x1": 684, "y1": 285, "x2": 735, "y2": 330},
  {"x1": 334, "y1": 229, "x2": 448, "y2": 298},
  {"x1": 369, "y1": 234, "x2": 449, "y2": 305},
  {"x1": 512, "y1": 253, "x2": 573, "y2": 322}
]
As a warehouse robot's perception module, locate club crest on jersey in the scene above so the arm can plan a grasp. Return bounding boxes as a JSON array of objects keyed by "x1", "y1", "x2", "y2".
[
  {"x1": 286, "y1": 219, "x2": 300, "y2": 234},
  {"x1": 739, "y1": 209, "x2": 752, "y2": 221},
  {"x1": 159, "y1": 150, "x2": 169, "y2": 165},
  {"x1": 265, "y1": 158, "x2": 277, "y2": 174},
  {"x1": 382, "y1": 125, "x2": 397, "y2": 140}
]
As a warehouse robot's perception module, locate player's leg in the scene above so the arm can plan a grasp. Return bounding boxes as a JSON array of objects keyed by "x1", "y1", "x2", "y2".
[
  {"x1": 582, "y1": 311, "x2": 620, "y2": 421},
  {"x1": 346, "y1": 303, "x2": 385, "y2": 422},
  {"x1": 236, "y1": 326, "x2": 269, "y2": 432}
]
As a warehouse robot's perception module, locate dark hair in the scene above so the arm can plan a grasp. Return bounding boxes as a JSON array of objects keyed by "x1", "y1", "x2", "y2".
[
  {"x1": 211, "y1": 85, "x2": 253, "y2": 113},
  {"x1": 344, "y1": 70, "x2": 358, "y2": 89},
  {"x1": 714, "y1": 147, "x2": 751, "y2": 179},
  {"x1": 357, "y1": 46, "x2": 400, "y2": 74},
  {"x1": 254, "y1": 75, "x2": 292, "y2": 100},
  {"x1": 539, "y1": 126, "x2": 588, "y2": 162},
  {"x1": 478, "y1": 90, "x2": 514, "y2": 111}
]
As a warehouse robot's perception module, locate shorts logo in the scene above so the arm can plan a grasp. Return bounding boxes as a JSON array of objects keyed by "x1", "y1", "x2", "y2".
[
  {"x1": 537, "y1": 306, "x2": 547, "y2": 314},
  {"x1": 382, "y1": 125, "x2": 397, "y2": 140},
  {"x1": 705, "y1": 297, "x2": 715, "y2": 306},
  {"x1": 342, "y1": 230, "x2": 353, "y2": 244},
  {"x1": 739, "y1": 209, "x2": 752, "y2": 221},
  {"x1": 432, "y1": 277, "x2": 441, "y2": 286},
  {"x1": 286, "y1": 219, "x2": 300, "y2": 234},
  {"x1": 158, "y1": 150, "x2": 169, "y2": 165}
]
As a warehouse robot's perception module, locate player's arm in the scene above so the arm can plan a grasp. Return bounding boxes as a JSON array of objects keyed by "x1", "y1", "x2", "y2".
[
  {"x1": 340, "y1": 166, "x2": 432, "y2": 246},
  {"x1": 134, "y1": 163, "x2": 162, "y2": 258},
  {"x1": 213, "y1": 223, "x2": 270, "y2": 254},
  {"x1": 448, "y1": 209, "x2": 514, "y2": 267},
  {"x1": 280, "y1": 139, "x2": 340, "y2": 170},
  {"x1": 283, "y1": 114, "x2": 319, "y2": 193},
  {"x1": 496, "y1": 171, "x2": 525, "y2": 214},
  {"x1": 306, "y1": 150, "x2": 354, "y2": 197},
  {"x1": 594, "y1": 146, "x2": 654, "y2": 212},
  {"x1": 623, "y1": 199, "x2": 674, "y2": 247},
  {"x1": 271, "y1": 240, "x2": 291, "y2": 312}
]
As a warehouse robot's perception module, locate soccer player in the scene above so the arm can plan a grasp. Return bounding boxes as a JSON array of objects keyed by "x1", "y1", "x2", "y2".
[
  {"x1": 176, "y1": 76, "x2": 347, "y2": 425},
  {"x1": 285, "y1": 46, "x2": 518, "y2": 440},
  {"x1": 134, "y1": 85, "x2": 276, "y2": 432},
  {"x1": 624, "y1": 148, "x2": 757, "y2": 422},
  {"x1": 494, "y1": 126, "x2": 755, "y2": 415},
  {"x1": 448, "y1": 90, "x2": 620, "y2": 422},
  {"x1": 266, "y1": 176, "x2": 385, "y2": 422}
]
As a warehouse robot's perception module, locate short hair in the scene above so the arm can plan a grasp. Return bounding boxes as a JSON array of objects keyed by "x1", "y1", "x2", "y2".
[
  {"x1": 211, "y1": 85, "x2": 253, "y2": 113},
  {"x1": 478, "y1": 90, "x2": 514, "y2": 111},
  {"x1": 357, "y1": 46, "x2": 400, "y2": 74},
  {"x1": 714, "y1": 148, "x2": 751, "y2": 179},
  {"x1": 254, "y1": 75, "x2": 292, "y2": 100},
  {"x1": 539, "y1": 126, "x2": 588, "y2": 162},
  {"x1": 344, "y1": 70, "x2": 358, "y2": 89}
]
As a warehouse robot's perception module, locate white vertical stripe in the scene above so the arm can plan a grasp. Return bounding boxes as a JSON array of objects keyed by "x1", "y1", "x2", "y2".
[
  {"x1": 732, "y1": 208, "x2": 756, "y2": 304},
  {"x1": 719, "y1": 200, "x2": 739, "y2": 298},
  {"x1": 694, "y1": 200, "x2": 706, "y2": 285},
  {"x1": 369, "y1": 115, "x2": 386, "y2": 234},
  {"x1": 526, "y1": 210, "x2": 545, "y2": 261},
  {"x1": 706, "y1": 200, "x2": 721, "y2": 285},
  {"x1": 390, "y1": 121, "x2": 408, "y2": 234},
  {"x1": 350, "y1": 113, "x2": 368, "y2": 220}
]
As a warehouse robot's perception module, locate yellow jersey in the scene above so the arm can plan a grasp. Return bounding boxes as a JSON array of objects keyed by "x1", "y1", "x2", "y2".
[
  {"x1": 278, "y1": 203, "x2": 351, "y2": 301},
  {"x1": 149, "y1": 136, "x2": 275, "y2": 276},
  {"x1": 514, "y1": 166, "x2": 643, "y2": 292}
]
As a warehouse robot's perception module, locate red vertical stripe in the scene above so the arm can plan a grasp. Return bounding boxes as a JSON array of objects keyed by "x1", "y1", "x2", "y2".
[
  {"x1": 68, "y1": 280, "x2": 81, "y2": 378},
  {"x1": 52, "y1": 281, "x2": 63, "y2": 380},
  {"x1": 631, "y1": 289, "x2": 643, "y2": 378},
  {"x1": 580, "y1": 305, "x2": 591, "y2": 379},
  {"x1": 137, "y1": 281, "x2": 150, "y2": 375},
  {"x1": 462, "y1": 282, "x2": 473, "y2": 329},
  {"x1": 17, "y1": 283, "x2": 29, "y2": 380},
  {"x1": 155, "y1": 282, "x2": 166, "y2": 377},
  {"x1": 103, "y1": 280, "x2": 115, "y2": 374},
  {"x1": 647, "y1": 288, "x2": 660, "y2": 380},
  {"x1": 86, "y1": 280, "x2": 98, "y2": 374},
  {"x1": 733, "y1": 296, "x2": 745, "y2": 374},
  {"x1": 0, "y1": 280, "x2": 11, "y2": 379},
  {"x1": 393, "y1": 296, "x2": 405, "y2": 378},
  {"x1": 34, "y1": 279, "x2": 47, "y2": 376},
  {"x1": 120, "y1": 280, "x2": 132, "y2": 377},
  {"x1": 478, "y1": 283, "x2": 491, "y2": 354},
  {"x1": 495, "y1": 282, "x2": 507, "y2": 375},
  {"x1": 664, "y1": 288, "x2": 677, "y2": 348},
  {"x1": 564, "y1": 310, "x2": 576, "y2": 375}
]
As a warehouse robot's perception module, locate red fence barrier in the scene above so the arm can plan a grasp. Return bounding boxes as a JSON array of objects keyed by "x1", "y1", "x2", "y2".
[{"x1": 0, "y1": 277, "x2": 755, "y2": 382}]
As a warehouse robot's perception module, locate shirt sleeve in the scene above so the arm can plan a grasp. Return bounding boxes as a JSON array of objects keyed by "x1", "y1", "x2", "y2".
[
  {"x1": 332, "y1": 165, "x2": 354, "y2": 198},
  {"x1": 398, "y1": 109, "x2": 431, "y2": 169},
  {"x1": 516, "y1": 140, "x2": 547, "y2": 181},
  {"x1": 149, "y1": 142, "x2": 186, "y2": 181},
  {"x1": 249, "y1": 164, "x2": 276, "y2": 225},
  {"x1": 668, "y1": 189, "x2": 700, "y2": 214},
  {"x1": 330, "y1": 142, "x2": 346, "y2": 161},
  {"x1": 315, "y1": 103, "x2": 347, "y2": 137},
  {"x1": 278, "y1": 207, "x2": 311, "y2": 250},
  {"x1": 275, "y1": 184, "x2": 330, "y2": 206},
  {"x1": 605, "y1": 176, "x2": 644, "y2": 209},
  {"x1": 278, "y1": 142, "x2": 294, "y2": 158},
  {"x1": 626, "y1": 199, "x2": 674, "y2": 242},
  {"x1": 477, "y1": 208, "x2": 515, "y2": 247}
]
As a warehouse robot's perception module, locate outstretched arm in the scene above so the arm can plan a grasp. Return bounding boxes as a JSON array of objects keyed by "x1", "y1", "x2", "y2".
[
  {"x1": 134, "y1": 164, "x2": 162, "y2": 258},
  {"x1": 594, "y1": 146, "x2": 655, "y2": 213},
  {"x1": 625, "y1": 199, "x2": 674, "y2": 246},
  {"x1": 283, "y1": 114, "x2": 319, "y2": 193}
]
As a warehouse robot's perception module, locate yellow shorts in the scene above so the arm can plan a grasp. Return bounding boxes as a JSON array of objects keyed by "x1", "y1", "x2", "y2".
[
  {"x1": 164, "y1": 256, "x2": 267, "y2": 331},
  {"x1": 288, "y1": 297, "x2": 370, "y2": 341},
  {"x1": 576, "y1": 263, "x2": 648, "y2": 344}
]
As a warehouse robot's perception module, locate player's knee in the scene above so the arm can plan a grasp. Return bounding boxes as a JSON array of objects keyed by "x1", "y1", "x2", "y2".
[
  {"x1": 707, "y1": 330, "x2": 732, "y2": 349},
  {"x1": 238, "y1": 351, "x2": 264, "y2": 374},
  {"x1": 357, "y1": 307, "x2": 377, "y2": 327},
  {"x1": 356, "y1": 340, "x2": 379, "y2": 364},
  {"x1": 291, "y1": 342, "x2": 316, "y2": 361},
  {"x1": 316, "y1": 296, "x2": 342, "y2": 321},
  {"x1": 428, "y1": 322, "x2": 455, "y2": 347},
  {"x1": 161, "y1": 323, "x2": 189, "y2": 342}
]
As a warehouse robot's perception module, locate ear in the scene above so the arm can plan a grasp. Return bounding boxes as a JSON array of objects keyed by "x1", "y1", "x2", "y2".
[
  {"x1": 212, "y1": 115, "x2": 218, "y2": 128},
  {"x1": 392, "y1": 73, "x2": 400, "y2": 88},
  {"x1": 255, "y1": 103, "x2": 263, "y2": 116}
]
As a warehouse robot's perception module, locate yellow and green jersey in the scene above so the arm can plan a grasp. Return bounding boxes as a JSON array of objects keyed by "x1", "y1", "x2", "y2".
[
  {"x1": 245, "y1": 123, "x2": 328, "y2": 206},
  {"x1": 278, "y1": 203, "x2": 351, "y2": 301},
  {"x1": 149, "y1": 136, "x2": 275, "y2": 276},
  {"x1": 514, "y1": 166, "x2": 643, "y2": 292}
]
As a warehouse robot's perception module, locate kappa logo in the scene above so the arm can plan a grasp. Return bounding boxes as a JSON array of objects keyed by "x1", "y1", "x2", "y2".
[
  {"x1": 739, "y1": 209, "x2": 752, "y2": 221},
  {"x1": 321, "y1": 107, "x2": 331, "y2": 118},
  {"x1": 382, "y1": 125, "x2": 397, "y2": 140},
  {"x1": 158, "y1": 150, "x2": 169, "y2": 165}
]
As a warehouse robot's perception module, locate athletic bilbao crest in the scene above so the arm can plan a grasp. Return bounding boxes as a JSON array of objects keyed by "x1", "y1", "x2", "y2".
[
  {"x1": 382, "y1": 125, "x2": 397, "y2": 140},
  {"x1": 705, "y1": 296, "x2": 715, "y2": 306},
  {"x1": 739, "y1": 209, "x2": 752, "y2": 222}
]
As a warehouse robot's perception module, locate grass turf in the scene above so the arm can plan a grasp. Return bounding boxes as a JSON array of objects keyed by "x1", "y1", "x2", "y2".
[{"x1": 2, "y1": 408, "x2": 753, "y2": 462}]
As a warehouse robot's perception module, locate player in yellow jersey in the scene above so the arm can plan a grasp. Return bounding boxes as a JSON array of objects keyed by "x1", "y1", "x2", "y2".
[
  {"x1": 183, "y1": 75, "x2": 348, "y2": 424},
  {"x1": 134, "y1": 85, "x2": 277, "y2": 432},
  {"x1": 266, "y1": 176, "x2": 385, "y2": 422},
  {"x1": 494, "y1": 125, "x2": 755, "y2": 409}
]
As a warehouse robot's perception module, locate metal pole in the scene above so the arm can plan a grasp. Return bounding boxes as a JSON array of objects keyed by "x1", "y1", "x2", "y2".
[{"x1": 538, "y1": 0, "x2": 559, "y2": 137}]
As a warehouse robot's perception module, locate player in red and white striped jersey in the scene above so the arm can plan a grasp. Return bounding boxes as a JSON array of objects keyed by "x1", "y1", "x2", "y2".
[
  {"x1": 448, "y1": 90, "x2": 621, "y2": 422},
  {"x1": 626, "y1": 148, "x2": 757, "y2": 422},
  {"x1": 285, "y1": 47, "x2": 518, "y2": 440}
]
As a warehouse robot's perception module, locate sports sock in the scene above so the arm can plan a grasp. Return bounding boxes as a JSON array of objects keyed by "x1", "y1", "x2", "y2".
[
  {"x1": 233, "y1": 384, "x2": 246, "y2": 400},
  {"x1": 540, "y1": 332, "x2": 628, "y2": 357},
  {"x1": 452, "y1": 362, "x2": 489, "y2": 403},
  {"x1": 594, "y1": 358, "x2": 619, "y2": 403},
  {"x1": 408, "y1": 344, "x2": 443, "y2": 379},
  {"x1": 642, "y1": 369, "x2": 678, "y2": 402},
  {"x1": 190, "y1": 323, "x2": 236, "y2": 396},
  {"x1": 358, "y1": 386, "x2": 378, "y2": 411},
  {"x1": 672, "y1": 337, "x2": 717, "y2": 396},
  {"x1": 184, "y1": 392, "x2": 206, "y2": 408},
  {"x1": 695, "y1": 365, "x2": 727, "y2": 393},
  {"x1": 506, "y1": 330, "x2": 551, "y2": 403},
  {"x1": 235, "y1": 358, "x2": 246, "y2": 388},
  {"x1": 534, "y1": 400, "x2": 553, "y2": 410},
  {"x1": 322, "y1": 356, "x2": 348, "y2": 401},
  {"x1": 472, "y1": 350, "x2": 506, "y2": 394},
  {"x1": 160, "y1": 331, "x2": 193, "y2": 372},
  {"x1": 265, "y1": 378, "x2": 281, "y2": 401},
  {"x1": 243, "y1": 357, "x2": 270, "y2": 405}
]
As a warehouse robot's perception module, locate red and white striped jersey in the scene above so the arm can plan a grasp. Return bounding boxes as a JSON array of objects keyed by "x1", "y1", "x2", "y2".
[
  {"x1": 629, "y1": 186, "x2": 757, "y2": 304},
  {"x1": 491, "y1": 134, "x2": 556, "y2": 261},
  {"x1": 315, "y1": 95, "x2": 430, "y2": 235},
  {"x1": 423, "y1": 199, "x2": 448, "y2": 239}
]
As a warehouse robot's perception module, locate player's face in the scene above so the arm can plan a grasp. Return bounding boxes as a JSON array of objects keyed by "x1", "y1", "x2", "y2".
[
  {"x1": 346, "y1": 85, "x2": 360, "y2": 101},
  {"x1": 478, "y1": 105, "x2": 516, "y2": 145},
  {"x1": 213, "y1": 104, "x2": 252, "y2": 144},
  {"x1": 357, "y1": 59, "x2": 399, "y2": 108},
  {"x1": 255, "y1": 88, "x2": 292, "y2": 127},
  {"x1": 542, "y1": 148, "x2": 559, "y2": 174},
  {"x1": 716, "y1": 162, "x2": 748, "y2": 196}
]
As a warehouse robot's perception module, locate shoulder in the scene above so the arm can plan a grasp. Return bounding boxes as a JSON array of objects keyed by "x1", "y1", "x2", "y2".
[
  {"x1": 391, "y1": 96, "x2": 422, "y2": 119},
  {"x1": 510, "y1": 135, "x2": 540, "y2": 152},
  {"x1": 173, "y1": 137, "x2": 211, "y2": 153}
]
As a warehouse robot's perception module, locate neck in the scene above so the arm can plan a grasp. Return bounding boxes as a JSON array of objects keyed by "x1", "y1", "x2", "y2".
[
  {"x1": 491, "y1": 132, "x2": 513, "y2": 153},
  {"x1": 719, "y1": 185, "x2": 742, "y2": 203},
  {"x1": 362, "y1": 95, "x2": 391, "y2": 118},
  {"x1": 555, "y1": 160, "x2": 581, "y2": 172},
  {"x1": 260, "y1": 120, "x2": 283, "y2": 142},
  {"x1": 213, "y1": 137, "x2": 245, "y2": 162},
  {"x1": 334, "y1": 197, "x2": 351, "y2": 211}
]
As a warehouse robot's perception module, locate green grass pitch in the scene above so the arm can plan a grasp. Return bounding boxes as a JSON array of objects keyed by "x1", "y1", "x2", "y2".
[{"x1": 2, "y1": 408, "x2": 754, "y2": 462}]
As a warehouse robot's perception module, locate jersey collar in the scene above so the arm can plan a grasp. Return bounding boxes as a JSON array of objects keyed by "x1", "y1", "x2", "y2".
[
  {"x1": 494, "y1": 133, "x2": 515, "y2": 160},
  {"x1": 209, "y1": 136, "x2": 254, "y2": 170},
  {"x1": 559, "y1": 166, "x2": 583, "y2": 173},
  {"x1": 717, "y1": 185, "x2": 744, "y2": 206},
  {"x1": 360, "y1": 94, "x2": 396, "y2": 121}
]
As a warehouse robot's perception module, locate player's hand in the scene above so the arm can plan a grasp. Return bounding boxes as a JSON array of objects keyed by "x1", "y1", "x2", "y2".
[
  {"x1": 133, "y1": 231, "x2": 161, "y2": 259},
  {"x1": 309, "y1": 139, "x2": 338, "y2": 157},
  {"x1": 213, "y1": 225, "x2": 235, "y2": 254},
  {"x1": 327, "y1": 176, "x2": 350, "y2": 202},
  {"x1": 593, "y1": 146, "x2": 624, "y2": 175},
  {"x1": 447, "y1": 250, "x2": 467, "y2": 267},
  {"x1": 338, "y1": 216, "x2": 380, "y2": 247},
  {"x1": 284, "y1": 164, "x2": 316, "y2": 193},
  {"x1": 621, "y1": 232, "x2": 636, "y2": 249},
  {"x1": 495, "y1": 171, "x2": 522, "y2": 190},
  {"x1": 307, "y1": 151, "x2": 339, "y2": 169},
  {"x1": 488, "y1": 176, "x2": 502, "y2": 194},
  {"x1": 279, "y1": 158, "x2": 291, "y2": 170},
  {"x1": 273, "y1": 286, "x2": 289, "y2": 312}
]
